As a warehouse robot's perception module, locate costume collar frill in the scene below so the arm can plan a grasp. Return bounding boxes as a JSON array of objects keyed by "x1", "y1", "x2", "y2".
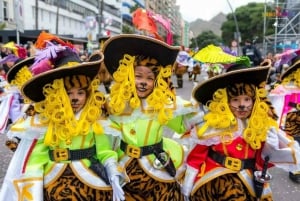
[
  {"x1": 109, "y1": 95, "x2": 198, "y2": 124},
  {"x1": 7, "y1": 114, "x2": 47, "y2": 140},
  {"x1": 190, "y1": 118, "x2": 246, "y2": 146}
]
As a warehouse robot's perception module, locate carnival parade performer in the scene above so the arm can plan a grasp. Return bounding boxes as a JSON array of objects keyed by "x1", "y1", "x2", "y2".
[
  {"x1": 182, "y1": 65, "x2": 300, "y2": 201},
  {"x1": 0, "y1": 33, "x2": 125, "y2": 201},
  {"x1": 0, "y1": 41, "x2": 29, "y2": 129},
  {"x1": 1, "y1": 57, "x2": 35, "y2": 151},
  {"x1": 102, "y1": 34, "x2": 199, "y2": 201},
  {"x1": 174, "y1": 46, "x2": 189, "y2": 88},
  {"x1": 269, "y1": 55, "x2": 300, "y2": 184}
]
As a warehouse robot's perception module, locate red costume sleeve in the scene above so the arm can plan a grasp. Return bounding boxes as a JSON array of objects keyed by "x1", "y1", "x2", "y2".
[{"x1": 186, "y1": 144, "x2": 209, "y2": 169}]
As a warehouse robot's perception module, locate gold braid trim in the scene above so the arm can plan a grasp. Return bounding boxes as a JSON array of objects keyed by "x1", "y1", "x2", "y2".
[{"x1": 34, "y1": 78, "x2": 105, "y2": 146}]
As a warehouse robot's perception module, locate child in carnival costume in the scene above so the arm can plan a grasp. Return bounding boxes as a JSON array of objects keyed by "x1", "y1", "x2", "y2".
[
  {"x1": 102, "y1": 34, "x2": 199, "y2": 201},
  {"x1": 182, "y1": 65, "x2": 300, "y2": 200},
  {"x1": 1, "y1": 57, "x2": 35, "y2": 151},
  {"x1": 0, "y1": 43, "x2": 26, "y2": 133},
  {"x1": 0, "y1": 33, "x2": 125, "y2": 201},
  {"x1": 174, "y1": 46, "x2": 190, "y2": 88},
  {"x1": 0, "y1": 56, "x2": 33, "y2": 136},
  {"x1": 0, "y1": 41, "x2": 27, "y2": 73},
  {"x1": 269, "y1": 55, "x2": 300, "y2": 183}
]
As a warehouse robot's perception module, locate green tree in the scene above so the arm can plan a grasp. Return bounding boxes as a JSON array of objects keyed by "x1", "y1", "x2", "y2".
[
  {"x1": 130, "y1": 4, "x2": 140, "y2": 13},
  {"x1": 172, "y1": 34, "x2": 181, "y2": 46},
  {"x1": 190, "y1": 30, "x2": 222, "y2": 49},
  {"x1": 221, "y1": 2, "x2": 275, "y2": 45},
  {"x1": 122, "y1": 24, "x2": 135, "y2": 34},
  {"x1": 0, "y1": 22, "x2": 5, "y2": 30}
]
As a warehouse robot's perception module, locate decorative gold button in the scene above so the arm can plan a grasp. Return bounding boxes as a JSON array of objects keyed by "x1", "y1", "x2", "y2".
[
  {"x1": 130, "y1": 129, "x2": 136, "y2": 135},
  {"x1": 236, "y1": 144, "x2": 243, "y2": 151}
]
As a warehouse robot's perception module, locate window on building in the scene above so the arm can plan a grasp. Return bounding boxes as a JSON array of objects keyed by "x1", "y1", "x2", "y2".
[
  {"x1": 3, "y1": 1, "x2": 8, "y2": 20},
  {"x1": 32, "y1": 6, "x2": 35, "y2": 19},
  {"x1": 41, "y1": 9, "x2": 44, "y2": 21}
]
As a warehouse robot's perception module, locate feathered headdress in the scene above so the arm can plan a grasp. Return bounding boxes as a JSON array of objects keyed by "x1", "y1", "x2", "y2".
[{"x1": 35, "y1": 31, "x2": 74, "y2": 49}]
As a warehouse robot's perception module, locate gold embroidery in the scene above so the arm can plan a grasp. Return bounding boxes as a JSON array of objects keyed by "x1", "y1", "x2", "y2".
[
  {"x1": 130, "y1": 129, "x2": 136, "y2": 135},
  {"x1": 236, "y1": 144, "x2": 243, "y2": 151}
]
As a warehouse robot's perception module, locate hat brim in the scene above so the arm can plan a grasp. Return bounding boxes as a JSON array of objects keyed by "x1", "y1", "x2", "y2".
[
  {"x1": 102, "y1": 34, "x2": 179, "y2": 75},
  {"x1": 7, "y1": 57, "x2": 35, "y2": 83},
  {"x1": 22, "y1": 53, "x2": 103, "y2": 102},
  {"x1": 280, "y1": 58, "x2": 300, "y2": 80},
  {"x1": 192, "y1": 66, "x2": 271, "y2": 105}
]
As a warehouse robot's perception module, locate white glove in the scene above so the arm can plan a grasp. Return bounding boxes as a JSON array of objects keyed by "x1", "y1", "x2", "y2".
[
  {"x1": 266, "y1": 127, "x2": 279, "y2": 150},
  {"x1": 111, "y1": 175, "x2": 125, "y2": 201},
  {"x1": 262, "y1": 127, "x2": 279, "y2": 157},
  {"x1": 181, "y1": 165, "x2": 198, "y2": 199}
]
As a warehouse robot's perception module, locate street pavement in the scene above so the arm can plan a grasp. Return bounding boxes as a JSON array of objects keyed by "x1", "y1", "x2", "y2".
[{"x1": 0, "y1": 72, "x2": 300, "y2": 200}]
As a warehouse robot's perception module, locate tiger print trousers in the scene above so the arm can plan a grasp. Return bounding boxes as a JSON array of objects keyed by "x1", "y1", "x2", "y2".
[
  {"x1": 123, "y1": 158, "x2": 184, "y2": 201},
  {"x1": 44, "y1": 165, "x2": 113, "y2": 201},
  {"x1": 190, "y1": 173, "x2": 273, "y2": 201}
]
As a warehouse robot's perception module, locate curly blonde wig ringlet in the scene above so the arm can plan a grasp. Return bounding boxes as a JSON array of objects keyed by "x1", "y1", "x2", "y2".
[
  {"x1": 10, "y1": 66, "x2": 33, "y2": 103},
  {"x1": 34, "y1": 76, "x2": 105, "y2": 146},
  {"x1": 197, "y1": 83, "x2": 278, "y2": 149},
  {"x1": 109, "y1": 54, "x2": 175, "y2": 124}
]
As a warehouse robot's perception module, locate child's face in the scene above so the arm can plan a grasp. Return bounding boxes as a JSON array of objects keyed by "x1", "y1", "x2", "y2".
[
  {"x1": 67, "y1": 87, "x2": 88, "y2": 114},
  {"x1": 134, "y1": 66, "x2": 155, "y2": 99},
  {"x1": 6, "y1": 61, "x2": 15, "y2": 68},
  {"x1": 229, "y1": 94, "x2": 253, "y2": 120},
  {"x1": 0, "y1": 69, "x2": 5, "y2": 76}
]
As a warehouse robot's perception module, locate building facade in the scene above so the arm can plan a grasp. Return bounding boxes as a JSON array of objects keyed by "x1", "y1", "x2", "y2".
[
  {"x1": 0, "y1": 0, "x2": 188, "y2": 47},
  {"x1": 0, "y1": 0, "x2": 122, "y2": 44}
]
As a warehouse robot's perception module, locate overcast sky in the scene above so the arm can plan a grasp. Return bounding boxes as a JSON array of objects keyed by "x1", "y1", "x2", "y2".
[{"x1": 176, "y1": 0, "x2": 266, "y2": 22}]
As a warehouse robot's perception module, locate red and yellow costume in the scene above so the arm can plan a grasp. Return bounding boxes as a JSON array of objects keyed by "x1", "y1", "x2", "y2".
[{"x1": 182, "y1": 66, "x2": 300, "y2": 201}]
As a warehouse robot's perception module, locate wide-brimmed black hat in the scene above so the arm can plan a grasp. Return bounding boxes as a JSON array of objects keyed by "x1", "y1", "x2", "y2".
[
  {"x1": 21, "y1": 51, "x2": 103, "y2": 102},
  {"x1": 225, "y1": 58, "x2": 272, "y2": 73},
  {"x1": 280, "y1": 55, "x2": 300, "y2": 80},
  {"x1": 193, "y1": 66, "x2": 271, "y2": 105},
  {"x1": 102, "y1": 34, "x2": 180, "y2": 75},
  {"x1": 6, "y1": 56, "x2": 35, "y2": 83}
]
